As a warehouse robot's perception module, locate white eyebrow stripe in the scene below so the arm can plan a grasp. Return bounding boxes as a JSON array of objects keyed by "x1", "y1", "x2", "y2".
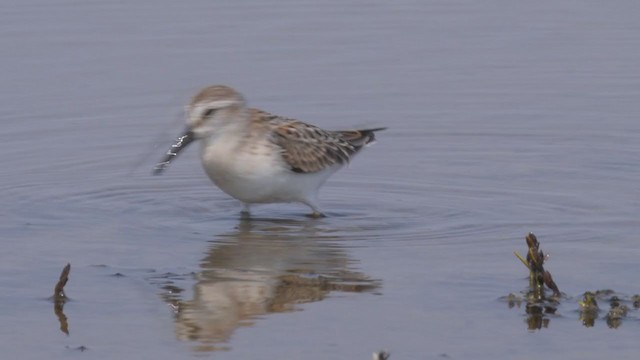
[
  {"x1": 194, "y1": 100, "x2": 236, "y2": 115},
  {"x1": 210, "y1": 99, "x2": 237, "y2": 108}
]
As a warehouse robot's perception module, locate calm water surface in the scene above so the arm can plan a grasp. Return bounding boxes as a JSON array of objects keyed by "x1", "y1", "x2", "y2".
[{"x1": 2, "y1": 0, "x2": 639, "y2": 359}]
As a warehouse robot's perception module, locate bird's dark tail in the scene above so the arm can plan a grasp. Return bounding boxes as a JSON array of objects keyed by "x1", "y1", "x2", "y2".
[{"x1": 336, "y1": 127, "x2": 387, "y2": 147}]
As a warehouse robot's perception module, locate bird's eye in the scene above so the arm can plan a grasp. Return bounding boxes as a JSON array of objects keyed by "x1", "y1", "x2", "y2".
[{"x1": 203, "y1": 108, "x2": 216, "y2": 117}]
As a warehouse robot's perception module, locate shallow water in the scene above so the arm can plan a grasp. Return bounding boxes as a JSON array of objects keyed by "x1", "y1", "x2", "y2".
[{"x1": 2, "y1": 0, "x2": 639, "y2": 359}]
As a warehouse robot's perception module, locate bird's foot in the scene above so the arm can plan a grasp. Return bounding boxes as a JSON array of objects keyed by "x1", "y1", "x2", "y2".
[
  {"x1": 306, "y1": 211, "x2": 326, "y2": 219},
  {"x1": 240, "y1": 204, "x2": 251, "y2": 218}
]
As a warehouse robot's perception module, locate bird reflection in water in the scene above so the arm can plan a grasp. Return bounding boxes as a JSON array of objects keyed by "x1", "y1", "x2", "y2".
[{"x1": 157, "y1": 216, "x2": 380, "y2": 352}]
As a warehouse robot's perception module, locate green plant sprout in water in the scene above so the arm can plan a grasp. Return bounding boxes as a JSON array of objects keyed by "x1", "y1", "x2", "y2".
[{"x1": 578, "y1": 291, "x2": 599, "y2": 327}]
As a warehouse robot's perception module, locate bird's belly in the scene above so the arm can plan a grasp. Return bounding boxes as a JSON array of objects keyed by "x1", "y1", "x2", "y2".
[
  {"x1": 207, "y1": 165, "x2": 291, "y2": 203},
  {"x1": 200, "y1": 139, "x2": 340, "y2": 204},
  {"x1": 200, "y1": 146, "x2": 295, "y2": 203}
]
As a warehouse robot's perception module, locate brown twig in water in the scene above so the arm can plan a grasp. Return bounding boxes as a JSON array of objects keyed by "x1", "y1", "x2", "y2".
[
  {"x1": 543, "y1": 270, "x2": 560, "y2": 297},
  {"x1": 515, "y1": 233, "x2": 561, "y2": 298},
  {"x1": 52, "y1": 263, "x2": 71, "y2": 335},
  {"x1": 54, "y1": 263, "x2": 71, "y2": 300},
  {"x1": 54, "y1": 300, "x2": 69, "y2": 335}
]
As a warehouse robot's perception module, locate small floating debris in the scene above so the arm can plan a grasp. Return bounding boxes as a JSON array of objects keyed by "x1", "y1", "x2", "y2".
[
  {"x1": 373, "y1": 350, "x2": 390, "y2": 360},
  {"x1": 65, "y1": 345, "x2": 88, "y2": 352}
]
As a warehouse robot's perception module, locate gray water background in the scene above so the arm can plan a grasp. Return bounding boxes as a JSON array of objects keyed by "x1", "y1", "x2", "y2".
[{"x1": 1, "y1": 0, "x2": 639, "y2": 359}]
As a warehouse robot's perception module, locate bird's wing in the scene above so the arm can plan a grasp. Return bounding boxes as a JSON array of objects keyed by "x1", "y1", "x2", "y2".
[{"x1": 266, "y1": 115, "x2": 385, "y2": 173}]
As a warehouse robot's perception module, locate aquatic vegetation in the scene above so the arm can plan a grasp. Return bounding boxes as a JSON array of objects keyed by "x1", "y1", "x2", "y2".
[
  {"x1": 508, "y1": 234, "x2": 638, "y2": 330},
  {"x1": 605, "y1": 296, "x2": 629, "y2": 329},
  {"x1": 513, "y1": 233, "x2": 560, "y2": 300},
  {"x1": 578, "y1": 291, "x2": 599, "y2": 327}
]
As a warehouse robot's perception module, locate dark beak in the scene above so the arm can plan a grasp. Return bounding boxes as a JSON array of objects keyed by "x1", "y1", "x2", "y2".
[{"x1": 152, "y1": 128, "x2": 195, "y2": 175}]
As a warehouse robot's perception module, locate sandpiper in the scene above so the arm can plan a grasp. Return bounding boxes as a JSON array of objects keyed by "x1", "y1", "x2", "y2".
[{"x1": 153, "y1": 85, "x2": 385, "y2": 217}]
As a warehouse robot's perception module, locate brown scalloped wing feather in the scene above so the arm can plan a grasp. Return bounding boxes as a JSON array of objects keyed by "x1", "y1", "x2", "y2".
[{"x1": 273, "y1": 122, "x2": 385, "y2": 173}]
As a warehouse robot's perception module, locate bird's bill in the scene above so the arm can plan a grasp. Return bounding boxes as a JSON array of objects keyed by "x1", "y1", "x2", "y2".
[{"x1": 152, "y1": 128, "x2": 195, "y2": 175}]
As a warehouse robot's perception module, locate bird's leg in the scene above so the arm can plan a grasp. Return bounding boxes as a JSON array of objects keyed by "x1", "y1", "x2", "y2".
[
  {"x1": 240, "y1": 203, "x2": 251, "y2": 216},
  {"x1": 307, "y1": 211, "x2": 326, "y2": 218},
  {"x1": 302, "y1": 199, "x2": 325, "y2": 218}
]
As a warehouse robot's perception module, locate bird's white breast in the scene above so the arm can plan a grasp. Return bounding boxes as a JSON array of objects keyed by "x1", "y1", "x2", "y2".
[{"x1": 200, "y1": 134, "x2": 338, "y2": 204}]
